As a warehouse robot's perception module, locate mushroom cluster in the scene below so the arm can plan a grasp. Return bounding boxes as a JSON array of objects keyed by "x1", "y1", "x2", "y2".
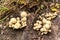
[
  {"x1": 33, "y1": 20, "x2": 42, "y2": 30},
  {"x1": 33, "y1": 12, "x2": 58, "y2": 35},
  {"x1": 45, "y1": 12, "x2": 57, "y2": 20},
  {"x1": 20, "y1": 11, "x2": 27, "y2": 28},
  {"x1": 40, "y1": 18, "x2": 51, "y2": 35},
  {"x1": 9, "y1": 11, "x2": 27, "y2": 29},
  {"x1": 9, "y1": 17, "x2": 21, "y2": 29}
]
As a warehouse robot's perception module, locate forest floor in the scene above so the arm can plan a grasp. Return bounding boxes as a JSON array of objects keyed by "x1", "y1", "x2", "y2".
[{"x1": 0, "y1": 0, "x2": 60, "y2": 40}]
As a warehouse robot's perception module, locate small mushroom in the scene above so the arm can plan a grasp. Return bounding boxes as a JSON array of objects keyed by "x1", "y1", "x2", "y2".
[
  {"x1": 17, "y1": 17, "x2": 20, "y2": 23},
  {"x1": 10, "y1": 18, "x2": 17, "y2": 23},
  {"x1": 40, "y1": 28, "x2": 47, "y2": 32},
  {"x1": 42, "y1": 18, "x2": 47, "y2": 24},
  {"x1": 14, "y1": 22, "x2": 21, "y2": 29},
  {"x1": 46, "y1": 21, "x2": 51, "y2": 25},
  {"x1": 43, "y1": 24, "x2": 51, "y2": 29},
  {"x1": 21, "y1": 22, "x2": 27, "y2": 28},
  {"x1": 20, "y1": 11, "x2": 27, "y2": 17},
  {"x1": 48, "y1": 30, "x2": 51, "y2": 32},
  {"x1": 53, "y1": 12, "x2": 57, "y2": 16},
  {"x1": 36, "y1": 20, "x2": 42, "y2": 24},
  {"x1": 41, "y1": 31, "x2": 48, "y2": 35},
  {"x1": 47, "y1": 17, "x2": 52, "y2": 20},
  {"x1": 33, "y1": 25, "x2": 42, "y2": 30},
  {"x1": 9, "y1": 21, "x2": 12, "y2": 27},
  {"x1": 34, "y1": 23, "x2": 39, "y2": 26},
  {"x1": 21, "y1": 17, "x2": 27, "y2": 22}
]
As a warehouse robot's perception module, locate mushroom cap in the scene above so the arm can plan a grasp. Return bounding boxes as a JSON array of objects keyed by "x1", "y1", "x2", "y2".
[
  {"x1": 46, "y1": 21, "x2": 51, "y2": 24},
  {"x1": 21, "y1": 17, "x2": 27, "y2": 22},
  {"x1": 34, "y1": 23, "x2": 39, "y2": 26},
  {"x1": 20, "y1": 11, "x2": 27, "y2": 17},
  {"x1": 36, "y1": 20, "x2": 42, "y2": 24},
  {"x1": 40, "y1": 28, "x2": 47, "y2": 32},
  {"x1": 17, "y1": 17, "x2": 20, "y2": 23},
  {"x1": 42, "y1": 18, "x2": 47, "y2": 24},
  {"x1": 17, "y1": 17, "x2": 20, "y2": 20},
  {"x1": 33, "y1": 25, "x2": 42, "y2": 30},
  {"x1": 9, "y1": 21, "x2": 12, "y2": 27},
  {"x1": 14, "y1": 22, "x2": 21, "y2": 29},
  {"x1": 43, "y1": 24, "x2": 51, "y2": 29},
  {"x1": 10, "y1": 18, "x2": 17, "y2": 23},
  {"x1": 15, "y1": 23, "x2": 21, "y2": 26}
]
